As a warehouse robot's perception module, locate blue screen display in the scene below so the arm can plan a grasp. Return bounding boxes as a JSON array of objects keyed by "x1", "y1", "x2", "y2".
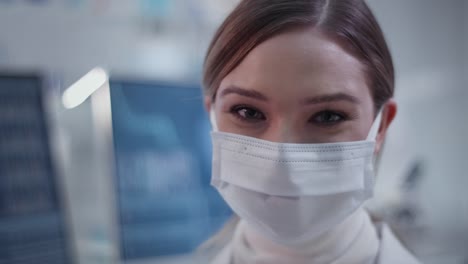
[
  {"x1": 109, "y1": 80, "x2": 231, "y2": 260},
  {"x1": 0, "y1": 74, "x2": 70, "y2": 264}
]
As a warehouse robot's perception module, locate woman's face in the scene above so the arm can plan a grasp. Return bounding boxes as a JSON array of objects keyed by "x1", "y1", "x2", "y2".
[{"x1": 208, "y1": 28, "x2": 390, "y2": 145}]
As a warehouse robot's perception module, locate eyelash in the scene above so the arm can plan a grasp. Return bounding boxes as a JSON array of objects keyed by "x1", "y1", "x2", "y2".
[
  {"x1": 230, "y1": 105, "x2": 266, "y2": 123},
  {"x1": 310, "y1": 110, "x2": 348, "y2": 126},
  {"x1": 229, "y1": 105, "x2": 348, "y2": 126}
]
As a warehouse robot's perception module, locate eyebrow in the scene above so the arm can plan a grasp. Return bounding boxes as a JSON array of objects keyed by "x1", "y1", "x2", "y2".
[
  {"x1": 220, "y1": 85, "x2": 360, "y2": 105},
  {"x1": 220, "y1": 86, "x2": 268, "y2": 101},
  {"x1": 302, "y1": 92, "x2": 361, "y2": 105}
]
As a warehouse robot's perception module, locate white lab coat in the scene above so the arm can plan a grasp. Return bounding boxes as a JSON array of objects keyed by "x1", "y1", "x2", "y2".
[
  {"x1": 207, "y1": 221, "x2": 421, "y2": 264},
  {"x1": 372, "y1": 222, "x2": 421, "y2": 264}
]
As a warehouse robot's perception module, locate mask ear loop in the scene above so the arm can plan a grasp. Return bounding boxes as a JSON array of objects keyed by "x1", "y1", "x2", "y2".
[
  {"x1": 364, "y1": 109, "x2": 383, "y2": 198},
  {"x1": 210, "y1": 110, "x2": 219, "y2": 132},
  {"x1": 366, "y1": 110, "x2": 383, "y2": 141},
  {"x1": 366, "y1": 109, "x2": 383, "y2": 198}
]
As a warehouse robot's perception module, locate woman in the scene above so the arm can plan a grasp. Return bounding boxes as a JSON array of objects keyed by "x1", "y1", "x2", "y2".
[{"x1": 201, "y1": 0, "x2": 421, "y2": 263}]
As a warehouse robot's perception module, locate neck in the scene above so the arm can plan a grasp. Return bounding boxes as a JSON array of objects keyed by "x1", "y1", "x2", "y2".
[{"x1": 233, "y1": 208, "x2": 379, "y2": 264}]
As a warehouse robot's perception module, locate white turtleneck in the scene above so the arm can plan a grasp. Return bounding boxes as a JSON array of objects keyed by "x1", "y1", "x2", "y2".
[{"x1": 229, "y1": 208, "x2": 380, "y2": 264}]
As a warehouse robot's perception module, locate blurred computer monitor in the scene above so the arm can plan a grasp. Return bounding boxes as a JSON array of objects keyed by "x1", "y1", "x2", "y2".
[
  {"x1": 105, "y1": 79, "x2": 231, "y2": 262},
  {"x1": 0, "y1": 73, "x2": 73, "y2": 264}
]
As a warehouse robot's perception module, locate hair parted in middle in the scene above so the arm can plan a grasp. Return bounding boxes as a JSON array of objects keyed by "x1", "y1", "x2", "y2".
[{"x1": 202, "y1": 0, "x2": 394, "y2": 113}]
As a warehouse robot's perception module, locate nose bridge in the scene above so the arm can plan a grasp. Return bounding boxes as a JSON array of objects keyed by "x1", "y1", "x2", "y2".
[{"x1": 266, "y1": 117, "x2": 301, "y2": 143}]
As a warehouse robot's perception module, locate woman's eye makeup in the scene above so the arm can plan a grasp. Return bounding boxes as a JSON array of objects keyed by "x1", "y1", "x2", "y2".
[
  {"x1": 227, "y1": 104, "x2": 350, "y2": 127},
  {"x1": 229, "y1": 105, "x2": 266, "y2": 122},
  {"x1": 309, "y1": 110, "x2": 348, "y2": 126}
]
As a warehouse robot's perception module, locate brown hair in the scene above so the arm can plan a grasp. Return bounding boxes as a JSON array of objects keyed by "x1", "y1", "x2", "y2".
[{"x1": 202, "y1": 0, "x2": 394, "y2": 112}]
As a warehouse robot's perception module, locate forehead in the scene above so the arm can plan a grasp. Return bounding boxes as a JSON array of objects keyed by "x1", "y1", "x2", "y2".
[{"x1": 219, "y1": 27, "x2": 370, "y2": 101}]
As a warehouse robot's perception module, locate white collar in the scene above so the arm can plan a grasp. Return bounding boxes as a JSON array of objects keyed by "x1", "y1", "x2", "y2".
[{"x1": 230, "y1": 208, "x2": 379, "y2": 264}]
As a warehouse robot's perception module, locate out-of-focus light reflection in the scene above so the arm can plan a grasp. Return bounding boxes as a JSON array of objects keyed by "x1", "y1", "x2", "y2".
[{"x1": 62, "y1": 67, "x2": 108, "y2": 109}]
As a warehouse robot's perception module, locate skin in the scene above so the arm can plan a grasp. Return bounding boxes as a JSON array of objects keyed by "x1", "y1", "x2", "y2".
[{"x1": 205, "y1": 27, "x2": 396, "y2": 153}]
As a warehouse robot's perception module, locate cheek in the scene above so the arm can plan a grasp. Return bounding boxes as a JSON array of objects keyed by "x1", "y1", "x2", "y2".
[
  {"x1": 306, "y1": 122, "x2": 369, "y2": 143},
  {"x1": 355, "y1": 103, "x2": 377, "y2": 141},
  {"x1": 344, "y1": 88, "x2": 375, "y2": 141},
  {"x1": 351, "y1": 117, "x2": 375, "y2": 141}
]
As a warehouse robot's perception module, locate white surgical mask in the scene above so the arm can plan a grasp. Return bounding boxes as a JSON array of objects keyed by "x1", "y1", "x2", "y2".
[{"x1": 210, "y1": 110, "x2": 382, "y2": 246}]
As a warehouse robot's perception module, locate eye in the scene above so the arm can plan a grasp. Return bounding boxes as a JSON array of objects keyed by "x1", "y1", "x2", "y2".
[
  {"x1": 230, "y1": 105, "x2": 266, "y2": 122},
  {"x1": 311, "y1": 111, "x2": 346, "y2": 125}
]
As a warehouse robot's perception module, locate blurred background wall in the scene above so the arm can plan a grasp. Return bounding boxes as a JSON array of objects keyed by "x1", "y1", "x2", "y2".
[
  {"x1": 366, "y1": 1, "x2": 468, "y2": 263},
  {"x1": 0, "y1": 2, "x2": 239, "y2": 263},
  {"x1": 0, "y1": 0, "x2": 467, "y2": 263}
]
